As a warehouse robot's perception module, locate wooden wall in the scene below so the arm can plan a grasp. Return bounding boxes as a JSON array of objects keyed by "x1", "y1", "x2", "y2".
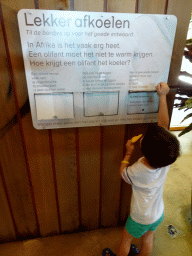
[{"x1": 0, "y1": 0, "x2": 191, "y2": 243}]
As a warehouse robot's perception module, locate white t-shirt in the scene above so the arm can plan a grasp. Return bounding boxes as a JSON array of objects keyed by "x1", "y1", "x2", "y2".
[{"x1": 122, "y1": 157, "x2": 170, "y2": 225}]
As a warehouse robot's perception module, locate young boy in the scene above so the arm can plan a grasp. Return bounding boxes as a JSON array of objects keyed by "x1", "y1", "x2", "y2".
[{"x1": 117, "y1": 82, "x2": 180, "y2": 256}]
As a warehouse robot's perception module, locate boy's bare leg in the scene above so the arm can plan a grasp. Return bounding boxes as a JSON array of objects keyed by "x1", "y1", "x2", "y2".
[
  {"x1": 117, "y1": 228, "x2": 134, "y2": 256},
  {"x1": 138, "y1": 230, "x2": 154, "y2": 256}
]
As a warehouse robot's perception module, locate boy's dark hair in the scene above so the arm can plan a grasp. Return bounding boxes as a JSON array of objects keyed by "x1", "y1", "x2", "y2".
[{"x1": 141, "y1": 124, "x2": 180, "y2": 168}]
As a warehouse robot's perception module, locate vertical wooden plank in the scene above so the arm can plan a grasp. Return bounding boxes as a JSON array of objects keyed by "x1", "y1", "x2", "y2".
[
  {"x1": 0, "y1": 6, "x2": 20, "y2": 242},
  {"x1": 167, "y1": 0, "x2": 192, "y2": 86},
  {"x1": 0, "y1": 25, "x2": 13, "y2": 133},
  {"x1": 0, "y1": 4, "x2": 28, "y2": 132},
  {"x1": 99, "y1": 126, "x2": 104, "y2": 228},
  {"x1": 75, "y1": 128, "x2": 82, "y2": 228},
  {"x1": 138, "y1": 0, "x2": 167, "y2": 14},
  {"x1": 38, "y1": 0, "x2": 69, "y2": 10},
  {"x1": 75, "y1": 0, "x2": 103, "y2": 12},
  {"x1": 48, "y1": 130, "x2": 62, "y2": 234},
  {"x1": 51, "y1": 128, "x2": 80, "y2": 232},
  {"x1": 101, "y1": 125, "x2": 125, "y2": 227},
  {"x1": 0, "y1": 165, "x2": 16, "y2": 243},
  {"x1": 0, "y1": 125, "x2": 37, "y2": 237},
  {"x1": 0, "y1": 2, "x2": 39, "y2": 238},
  {"x1": 22, "y1": 115, "x2": 60, "y2": 237},
  {"x1": 78, "y1": 127, "x2": 101, "y2": 230},
  {"x1": 107, "y1": 0, "x2": 136, "y2": 13},
  {"x1": 0, "y1": 3, "x2": 32, "y2": 113}
]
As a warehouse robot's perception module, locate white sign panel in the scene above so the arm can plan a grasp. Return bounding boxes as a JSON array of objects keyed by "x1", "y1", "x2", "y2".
[{"x1": 17, "y1": 10, "x2": 177, "y2": 129}]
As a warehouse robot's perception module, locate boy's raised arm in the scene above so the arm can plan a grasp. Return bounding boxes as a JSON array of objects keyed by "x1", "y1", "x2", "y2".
[
  {"x1": 157, "y1": 82, "x2": 170, "y2": 130},
  {"x1": 119, "y1": 139, "x2": 134, "y2": 177}
]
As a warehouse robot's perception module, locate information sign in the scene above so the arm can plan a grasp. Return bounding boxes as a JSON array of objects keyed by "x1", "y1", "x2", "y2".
[{"x1": 17, "y1": 10, "x2": 177, "y2": 129}]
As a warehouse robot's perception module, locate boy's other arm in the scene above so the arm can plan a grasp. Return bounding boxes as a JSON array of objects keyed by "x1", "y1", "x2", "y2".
[
  {"x1": 119, "y1": 139, "x2": 134, "y2": 177},
  {"x1": 156, "y1": 82, "x2": 170, "y2": 129}
]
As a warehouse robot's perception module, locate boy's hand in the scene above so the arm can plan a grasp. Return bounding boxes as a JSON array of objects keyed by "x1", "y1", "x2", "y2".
[
  {"x1": 125, "y1": 139, "x2": 135, "y2": 155},
  {"x1": 156, "y1": 82, "x2": 169, "y2": 97}
]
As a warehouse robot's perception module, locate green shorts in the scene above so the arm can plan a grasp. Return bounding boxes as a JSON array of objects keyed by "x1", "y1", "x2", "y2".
[{"x1": 125, "y1": 212, "x2": 164, "y2": 238}]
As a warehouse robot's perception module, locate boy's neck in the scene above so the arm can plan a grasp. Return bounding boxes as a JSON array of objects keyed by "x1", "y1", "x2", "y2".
[{"x1": 141, "y1": 157, "x2": 155, "y2": 169}]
